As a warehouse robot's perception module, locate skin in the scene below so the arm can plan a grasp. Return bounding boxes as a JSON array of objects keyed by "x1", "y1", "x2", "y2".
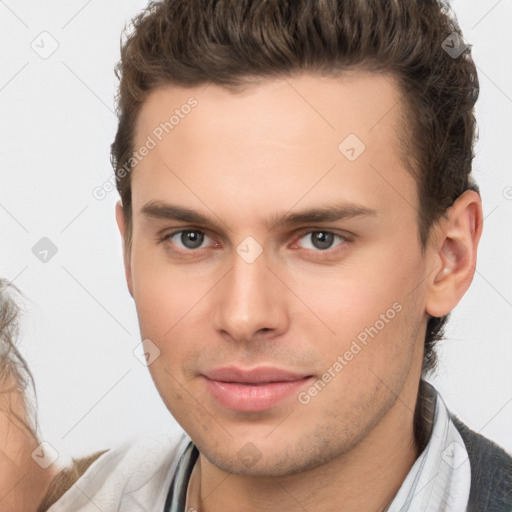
[
  {"x1": 0, "y1": 376, "x2": 58, "y2": 512},
  {"x1": 116, "y1": 71, "x2": 482, "y2": 512}
]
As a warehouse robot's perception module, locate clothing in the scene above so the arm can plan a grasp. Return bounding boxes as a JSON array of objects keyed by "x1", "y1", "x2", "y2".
[
  {"x1": 164, "y1": 441, "x2": 199, "y2": 512},
  {"x1": 164, "y1": 390, "x2": 472, "y2": 512},
  {"x1": 385, "y1": 389, "x2": 471, "y2": 511},
  {"x1": 46, "y1": 430, "x2": 190, "y2": 511},
  {"x1": 48, "y1": 386, "x2": 512, "y2": 512},
  {"x1": 451, "y1": 415, "x2": 512, "y2": 512}
]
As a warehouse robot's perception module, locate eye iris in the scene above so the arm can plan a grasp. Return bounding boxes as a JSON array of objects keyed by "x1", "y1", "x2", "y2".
[
  {"x1": 181, "y1": 230, "x2": 204, "y2": 249},
  {"x1": 312, "y1": 231, "x2": 334, "y2": 250}
]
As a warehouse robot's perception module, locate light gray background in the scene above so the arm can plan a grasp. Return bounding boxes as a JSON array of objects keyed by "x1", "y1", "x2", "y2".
[{"x1": 1, "y1": 0, "x2": 511, "y2": 462}]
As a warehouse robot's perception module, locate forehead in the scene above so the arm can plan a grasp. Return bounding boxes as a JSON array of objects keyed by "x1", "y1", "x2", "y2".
[
  {"x1": 135, "y1": 71, "x2": 406, "y2": 148},
  {"x1": 131, "y1": 71, "x2": 417, "y2": 225}
]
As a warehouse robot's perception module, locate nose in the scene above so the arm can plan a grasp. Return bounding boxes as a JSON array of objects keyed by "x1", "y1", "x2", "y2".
[{"x1": 212, "y1": 248, "x2": 290, "y2": 344}]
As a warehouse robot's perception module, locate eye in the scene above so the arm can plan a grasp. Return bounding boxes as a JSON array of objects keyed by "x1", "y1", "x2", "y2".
[
  {"x1": 296, "y1": 230, "x2": 345, "y2": 251},
  {"x1": 166, "y1": 229, "x2": 213, "y2": 250},
  {"x1": 161, "y1": 229, "x2": 347, "y2": 255}
]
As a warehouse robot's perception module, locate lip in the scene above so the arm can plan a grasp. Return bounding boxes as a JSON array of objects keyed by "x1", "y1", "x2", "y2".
[{"x1": 202, "y1": 366, "x2": 314, "y2": 412}]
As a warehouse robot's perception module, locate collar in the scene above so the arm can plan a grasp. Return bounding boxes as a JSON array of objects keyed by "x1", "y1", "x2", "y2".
[
  {"x1": 164, "y1": 441, "x2": 199, "y2": 512},
  {"x1": 164, "y1": 383, "x2": 471, "y2": 512},
  {"x1": 386, "y1": 382, "x2": 471, "y2": 511}
]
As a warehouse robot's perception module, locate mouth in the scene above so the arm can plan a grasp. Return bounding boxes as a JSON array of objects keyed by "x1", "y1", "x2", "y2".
[{"x1": 201, "y1": 366, "x2": 315, "y2": 412}]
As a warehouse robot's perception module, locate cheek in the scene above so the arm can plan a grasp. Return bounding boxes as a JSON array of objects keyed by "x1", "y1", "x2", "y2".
[
  {"x1": 130, "y1": 239, "x2": 194, "y2": 334},
  {"x1": 131, "y1": 269, "x2": 200, "y2": 421},
  {"x1": 291, "y1": 258, "x2": 419, "y2": 337},
  {"x1": 292, "y1": 292, "x2": 422, "y2": 428},
  {"x1": 287, "y1": 243, "x2": 426, "y2": 375},
  {"x1": 130, "y1": 254, "x2": 186, "y2": 377},
  {"x1": 130, "y1": 244, "x2": 215, "y2": 381}
]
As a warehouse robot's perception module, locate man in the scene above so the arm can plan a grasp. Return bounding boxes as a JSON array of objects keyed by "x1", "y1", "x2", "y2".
[{"x1": 46, "y1": 0, "x2": 512, "y2": 511}]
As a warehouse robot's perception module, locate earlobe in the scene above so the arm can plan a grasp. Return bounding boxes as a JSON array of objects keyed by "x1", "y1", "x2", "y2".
[
  {"x1": 425, "y1": 190, "x2": 483, "y2": 317},
  {"x1": 115, "y1": 201, "x2": 134, "y2": 298}
]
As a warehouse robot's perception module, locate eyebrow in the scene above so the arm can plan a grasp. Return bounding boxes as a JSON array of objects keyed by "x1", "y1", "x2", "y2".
[
  {"x1": 140, "y1": 201, "x2": 377, "y2": 232},
  {"x1": 140, "y1": 201, "x2": 377, "y2": 230}
]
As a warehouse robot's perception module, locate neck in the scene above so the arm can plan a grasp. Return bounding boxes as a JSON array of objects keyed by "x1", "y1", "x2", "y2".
[{"x1": 188, "y1": 379, "x2": 424, "y2": 512}]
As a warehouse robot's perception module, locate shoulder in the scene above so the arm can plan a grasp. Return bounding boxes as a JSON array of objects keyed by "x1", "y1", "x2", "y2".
[
  {"x1": 46, "y1": 429, "x2": 190, "y2": 512},
  {"x1": 451, "y1": 414, "x2": 512, "y2": 512}
]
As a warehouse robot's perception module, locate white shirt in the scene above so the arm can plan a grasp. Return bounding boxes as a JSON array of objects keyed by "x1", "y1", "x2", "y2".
[
  {"x1": 387, "y1": 391, "x2": 471, "y2": 511},
  {"x1": 47, "y1": 430, "x2": 190, "y2": 511},
  {"x1": 48, "y1": 388, "x2": 471, "y2": 512}
]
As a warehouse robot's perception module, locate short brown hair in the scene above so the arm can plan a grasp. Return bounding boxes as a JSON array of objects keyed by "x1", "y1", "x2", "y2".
[{"x1": 111, "y1": 0, "x2": 480, "y2": 373}]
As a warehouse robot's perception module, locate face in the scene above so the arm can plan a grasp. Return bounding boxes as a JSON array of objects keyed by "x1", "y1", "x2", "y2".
[{"x1": 120, "y1": 72, "x2": 433, "y2": 476}]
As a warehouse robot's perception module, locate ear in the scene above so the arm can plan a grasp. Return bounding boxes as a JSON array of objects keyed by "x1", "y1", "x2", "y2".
[
  {"x1": 115, "y1": 201, "x2": 134, "y2": 298},
  {"x1": 425, "y1": 190, "x2": 483, "y2": 317}
]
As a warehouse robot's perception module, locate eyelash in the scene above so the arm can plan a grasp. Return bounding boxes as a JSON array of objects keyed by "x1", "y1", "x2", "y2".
[{"x1": 159, "y1": 228, "x2": 351, "y2": 258}]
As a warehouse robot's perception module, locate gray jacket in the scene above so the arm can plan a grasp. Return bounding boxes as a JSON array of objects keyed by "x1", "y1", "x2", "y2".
[{"x1": 452, "y1": 415, "x2": 512, "y2": 511}]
